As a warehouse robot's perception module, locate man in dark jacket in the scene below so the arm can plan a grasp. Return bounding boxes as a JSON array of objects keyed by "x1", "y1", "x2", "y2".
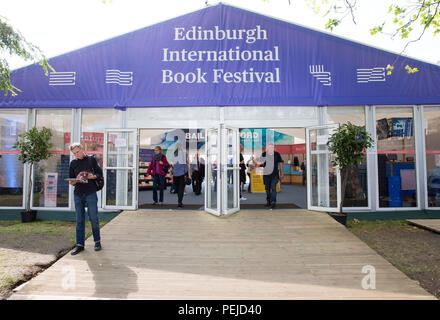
[
  {"x1": 68, "y1": 142, "x2": 103, "y2": 255},
  {"x1": 259, "y1": 144, "x2": 284, "y2": 209},
  {"x1": 190, "y1": 151, "x2": 205, "y2": 195}
]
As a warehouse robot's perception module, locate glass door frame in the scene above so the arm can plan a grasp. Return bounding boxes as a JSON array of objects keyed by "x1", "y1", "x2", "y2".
[
  {"x1": 205, "y1": 126, "x2": 221, "y2": 216},
  {"x1": 222, "y1": 125, "x2": 240, "y2": 215},
  {"x1": 204, "y1": 124, "x2": 240, "y2": 216},
  {"x1": 103, "y1": 128, "x2": 139, "y2": 210},
  {"x1": 306, "y1": 124, "x2": 341, "y2": 212}
]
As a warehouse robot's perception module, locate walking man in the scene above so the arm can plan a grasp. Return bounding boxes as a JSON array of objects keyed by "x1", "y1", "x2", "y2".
[
  {"x1": 239, "y1": 144, "x2": 247, "y2": 201},
  {"x1": 259, "y1": 144, "x2": 284, "y2": 209},
  {"x1": 191, "y1": 151, "x2": 205, "y2": 195},
  {"x1": 68, "y1": 142, "x2": 103, "y2": 255}
]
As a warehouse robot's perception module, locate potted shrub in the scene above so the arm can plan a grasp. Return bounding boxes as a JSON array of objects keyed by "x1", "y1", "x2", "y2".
[
  {"x1": 13, "y1": 127, "x2": 53, "y2": 222},
  {"x1": 327, "y1": 122, "x2": 373, "y2": 225}
]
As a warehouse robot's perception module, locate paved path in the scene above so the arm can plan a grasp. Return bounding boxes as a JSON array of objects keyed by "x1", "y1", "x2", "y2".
[
  {"x1": 10, "y1": 210, "x2": 435, "y2": 300},
  {"x1": 407, "y1": 219, "x2": 440, "y2": 234}
]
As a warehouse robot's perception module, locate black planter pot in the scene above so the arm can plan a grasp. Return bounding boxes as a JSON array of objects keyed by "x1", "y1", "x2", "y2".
[
  {"x1": 21, "y1": 210, "x2": 37, "y2": 223},
  {"x1": 329, "y1": 213, "x2": 347, "y2": 226}
]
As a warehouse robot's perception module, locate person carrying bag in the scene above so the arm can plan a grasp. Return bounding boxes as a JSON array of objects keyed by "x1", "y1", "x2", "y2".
[
  {"x1": 171, "y1": 142, "x2": 191, "y2": 208},
  {"x1": 146, "y1": 146, "x2": 170, "y2": 205},
  {"x1": 68, "y1": 142, "x2": 103, "y2": 255}
]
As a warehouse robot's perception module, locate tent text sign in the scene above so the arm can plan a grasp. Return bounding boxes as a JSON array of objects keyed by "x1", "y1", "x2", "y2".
[{"x1": 161, "y1": 25, "x2": 280, "y2": 84}]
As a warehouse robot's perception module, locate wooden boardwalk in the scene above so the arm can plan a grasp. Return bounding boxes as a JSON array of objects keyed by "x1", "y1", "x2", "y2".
[
  {"x1": 10, "y1": 210, "x2": 435, "y2": 300},
  {"x1": 407, "y1": 219, "x2": 440, "y2": 234}
]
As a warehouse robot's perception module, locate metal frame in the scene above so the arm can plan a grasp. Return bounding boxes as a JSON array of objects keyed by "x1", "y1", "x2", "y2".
[
  {"x1": 204, "y1": 124, "x2": 240, "y2": 216},
  {"x1": 205, "y1": 126, "x2": 222, "y2": 216},
  {"x1": 0, "y1": 109, "x2": 29, "y2": 210},
  {"x1": 322, "y1": 105, "x2": 373, "y2": 212},
  {"x1": 102, "y1": 128, "x2": 139, "y2": 210},
  {"x1": 222, "y1": 125, "x2": 240, "y2": 215},
  {"x1": 2, "y1": 105, "x2": 437, "y2": 215},
  {"x1": 422, "y1": 105, "x2": 440, "y2": 211},
  {"x1": 373, "y1": 105, "x2": 421, "y2": 211},
  {"x1": 306, "y1": 124, "x2": 341, "y2": 213},
  {"x1": 30, "y1": 108, "x2": 75, "y2": 211},
  {"x1": 79, "y1": 108, "x2": 121, "y2": 211}
]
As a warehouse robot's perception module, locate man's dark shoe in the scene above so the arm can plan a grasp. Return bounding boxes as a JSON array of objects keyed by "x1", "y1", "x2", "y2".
[
  {"x1": 94, "y1": 242, "x2": 102, "y2": 251},
  {"x1": 265, "y1": 201, "x2": 271, "y2": 207},
  {"x1": 71, "y1": 245, "x2": 84, "y2": 255},
  {"x1": 271, "y1": 202, "x2": 277, "y2": 209},
  {"x1": 177, "y1": 203, "x2": 183, "y2": 208}
]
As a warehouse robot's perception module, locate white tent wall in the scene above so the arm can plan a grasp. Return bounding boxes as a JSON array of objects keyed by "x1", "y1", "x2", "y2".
[{"x1": 1, "y1": 105, "x2": 440, "y2": 212}]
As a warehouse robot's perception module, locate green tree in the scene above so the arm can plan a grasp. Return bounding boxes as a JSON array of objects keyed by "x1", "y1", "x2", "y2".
[
  {"x1": 303, "y1": 0, "x2": 440, "y2": 40},
  {"x1": 327, "y1": 122, "x2": 373, "y2": 215},
  {"x1": 0, "y1": 16, "x2": 53, "y2": 96},
  {"x1": 295, "y1": 0, "x2": 439, "y2": 73},
  {"x1": 13, "y1": 127, "x2": 53, "y2": 212}
]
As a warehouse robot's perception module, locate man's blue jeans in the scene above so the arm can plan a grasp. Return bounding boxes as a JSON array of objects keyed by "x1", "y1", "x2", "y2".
[
  {"x1": 263, "y1": 175, "x2": 279, "y2": 204},
  {"x1": 153, "y1": 174, "x2": 166, "y2": 203},
  {"x1": 74, "y1": 193, "x2": 100, "y2": 247}
]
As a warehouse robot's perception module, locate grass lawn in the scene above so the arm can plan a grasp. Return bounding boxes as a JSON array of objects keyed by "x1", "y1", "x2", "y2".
[
  {"x1": 0, "y1": 219, "x2": 108, "y2": 299},
  {"x1": 347, "y1": 219, "x2": 440, "y2": 299}
]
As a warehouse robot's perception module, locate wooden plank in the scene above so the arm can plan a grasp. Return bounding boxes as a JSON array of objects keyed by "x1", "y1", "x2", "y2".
[
  {"x1": 407, "y1": 219, "x2": 440, "y2": 234},
  {"x1": 9, "y1": 209, "x2": 435, "y2": 300}
]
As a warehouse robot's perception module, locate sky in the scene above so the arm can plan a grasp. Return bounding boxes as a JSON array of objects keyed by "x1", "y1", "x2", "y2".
[{"x1": 1, "y1": 0, "x2": 439, "y2": 70}]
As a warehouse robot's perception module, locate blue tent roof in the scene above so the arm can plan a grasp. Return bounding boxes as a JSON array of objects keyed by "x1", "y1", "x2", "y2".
[{"x1": 1, "y1": 3, "x2": 440, "y2": 108}]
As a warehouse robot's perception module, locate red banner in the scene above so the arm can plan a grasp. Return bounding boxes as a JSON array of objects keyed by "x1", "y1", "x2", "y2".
[
  {"x1": 64, "y1": 132, "x2": 105, "y2": 144},
  {"x1": 291, "y1": 144, "x2": 306, "y2": 154}
]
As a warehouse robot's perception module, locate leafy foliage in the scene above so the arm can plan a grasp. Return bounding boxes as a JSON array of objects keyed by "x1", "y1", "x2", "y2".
[
  {"x1": 327, "y1": 122, "x2": 373, "y2": 214},
  {"x1": 13, "y1": 127, "x2": 53, "y2": 165},
  {"x1": 0, "y1": 17, "x2": 54, "y2": 96},
  {"x1": 302, "y1": 0, "x2": 440, "y2": 73},
  {"x1": 303, "y1": 0, "x2": 440, "y2": 40},
  {"x1": 13, "y1": 127, "x2": 53, "y2": 212},
  {"x1": 327, "y1": 122, "x2": 373, "y2": 170}
]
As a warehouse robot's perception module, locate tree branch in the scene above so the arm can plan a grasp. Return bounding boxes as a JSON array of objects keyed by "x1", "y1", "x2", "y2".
[{"x1": 344, "y1": 0, "x2": 357, "y2": 25}]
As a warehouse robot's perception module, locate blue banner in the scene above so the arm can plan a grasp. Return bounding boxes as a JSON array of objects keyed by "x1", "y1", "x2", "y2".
[{"x1": 1, "y1": 3, "x2": 440, "y2": 108}]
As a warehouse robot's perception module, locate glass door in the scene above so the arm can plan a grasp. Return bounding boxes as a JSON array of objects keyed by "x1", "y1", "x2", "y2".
[
  {"x1": 306, "y1": 124, "x2": 341, "y2": 212},
  {"x1": 204, "y1": 125, "x2": 240, "y2": 216},
  {"x1": 205, "y1": 127, "x2": 221, "y2": 216},
  {"x1": 103, "y1": 129, "x2": 138, "y2": 210},
  {"x1": 222, "y1": 125, "x2": 240, "y2": 215}
]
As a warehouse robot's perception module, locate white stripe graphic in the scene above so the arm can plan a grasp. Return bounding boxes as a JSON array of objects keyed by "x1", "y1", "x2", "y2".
[
  {"x1": 49, "y1": 72, "x2": 76, "y2": 86},
  {"x1": 357, "y1": 67, "x2": 386, "y2": 83},
  {"x1": 309, "y1": 65, "x2": 332, "y2": 86},
  {"x1": 106, "y1": 69, "x2": 133, "y2": 86}
]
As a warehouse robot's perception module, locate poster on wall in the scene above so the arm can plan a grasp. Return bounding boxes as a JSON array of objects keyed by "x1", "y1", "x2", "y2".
[
  {"x1": 240, "y1": 129, "x2": 294, "y2": 150},
  {"x1": 435, "y1": 154, "x2": 440, "y2": 167},
  {"x1": 392, "y1": 118, "x2": 413, "y2": 137},
  {"x1": 251, "y1": 168, "x2": 280, "y2": 193},
  {"x1": 376, "y1": 118, "x2": 391, "y2": 140},
  {"x1": 44, "y1": 172, "x2": 58, "y2": 207}
]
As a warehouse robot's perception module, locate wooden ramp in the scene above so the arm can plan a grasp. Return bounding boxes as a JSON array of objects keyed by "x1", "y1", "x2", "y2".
[
  {"x1": 407, "y1": 219, "x2": 440, "y2": 234},
  {"x1": 10, "y1": 210, "x2": 435, "y2": 300}
]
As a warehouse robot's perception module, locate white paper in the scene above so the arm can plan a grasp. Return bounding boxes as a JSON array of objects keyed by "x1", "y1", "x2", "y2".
[
  {"x1": 435, "y1": 154, "x2": 440, "y2": 167},
  {"x1": 115, "y1": 138, "x2": 127, "y2": 148},
  {"x1": 317, "y1": 135, "x2": 328, "y2": 145}
]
